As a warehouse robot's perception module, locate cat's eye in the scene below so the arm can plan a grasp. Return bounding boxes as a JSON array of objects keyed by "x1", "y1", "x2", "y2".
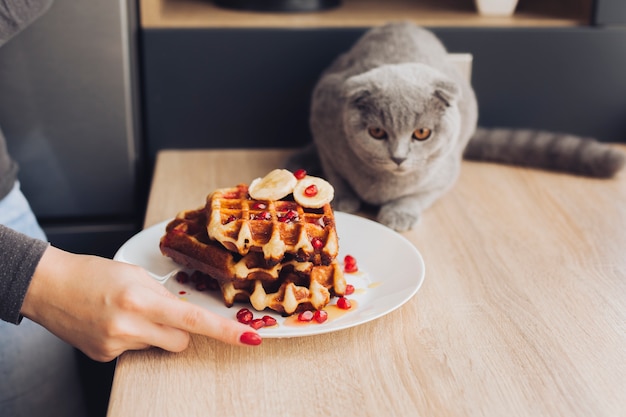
[
  {"x1": 368, "y1": 127, "x2": 387, "y2": 140},
  {"x1": 412, "y1": 128, "x2": 432, "y2": 141}
]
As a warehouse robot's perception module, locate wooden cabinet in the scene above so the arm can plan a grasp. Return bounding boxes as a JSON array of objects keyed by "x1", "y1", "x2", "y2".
[{"x1": 138, "y1": 0, "x2": 626, "y2": 162}]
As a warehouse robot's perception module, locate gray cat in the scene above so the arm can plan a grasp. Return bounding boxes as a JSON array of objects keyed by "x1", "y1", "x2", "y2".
[{"x1": 286, "y1": 22, "x2": 625, "y2": 232}]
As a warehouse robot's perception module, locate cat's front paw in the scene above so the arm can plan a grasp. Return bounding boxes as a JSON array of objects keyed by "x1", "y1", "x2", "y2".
[
  {"x1": 377, "y1": 205, "x2": 420, "y2": 232},
  {"x1": 333, "y1": 194, "x2": 361, "y2": 213}
]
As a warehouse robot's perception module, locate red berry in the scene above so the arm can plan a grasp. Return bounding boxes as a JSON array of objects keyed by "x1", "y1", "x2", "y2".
[
  {"x1": 261, "y1": 315, "x2": 277, "y2": 326},
  {"x1": 311, "y1": 237, "x2": 324, "y2": 250},
  {"x1": 344, "y1": 255, "x2": 358, "y2": 273},
  {"x1": 175, "y1": 271, "x2": 189, "y2": 284},
  {"x1": 279, "y1": 210, "x2": 298, "y2": 223},
  {"x1": 344, "y1": 284, "x2": 355, "y2": 295},
  {"x1": 298, "y1": 310, "x2": 314, "y2": 322},
  {"x1": 253, "y1": 211, "x2": 271, "y2": 220},
  {"x1": 304, "y1": 184, "x2": 318, "y2": 197},
  {"x1": 336, "y1": 297, "x2": 351, "y2": 310},
  {"x1": 250, "y1": 319, "x2": 265, "y2": 330},
  {"x1": 225, "y1": 215, "x2": 237, "y2": 224},
  {"x1": 252, "y1": 202, "x2": 267, "y2": 210},
  {"x1": 313, "y1": 310, "x2": 328, "y2": 323},
  {"x1": 294, "y1": 169, "x2": 307, "y2": 179},
  {"x1": 236, "y1": 308, "x2": 253, "y2": 325}
]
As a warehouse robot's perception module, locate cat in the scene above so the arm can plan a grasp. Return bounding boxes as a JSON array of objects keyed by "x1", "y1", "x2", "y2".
[{"x1": 286, "y1": 21, "x2": 625, "y2": 232}]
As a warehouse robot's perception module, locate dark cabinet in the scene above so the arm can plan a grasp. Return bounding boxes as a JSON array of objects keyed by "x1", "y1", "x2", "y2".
[{"x1": 139, "y1": 0, "x2": 626, "y2": 166}]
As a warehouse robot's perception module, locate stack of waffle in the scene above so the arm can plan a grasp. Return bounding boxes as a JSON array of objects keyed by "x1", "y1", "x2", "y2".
[{"x1": 160, "y1": 175, "x2": 346, "y2": 316}]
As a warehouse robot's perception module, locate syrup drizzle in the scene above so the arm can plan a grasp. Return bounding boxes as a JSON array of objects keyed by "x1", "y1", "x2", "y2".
[{"x1": 282, "y1": 299, "x2": 359, "y2": 327}]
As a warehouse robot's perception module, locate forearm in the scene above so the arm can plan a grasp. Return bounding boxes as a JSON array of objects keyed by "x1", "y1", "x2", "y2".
[{"x1": 0, "y1": 224, "x2": 49, "y2": 323}]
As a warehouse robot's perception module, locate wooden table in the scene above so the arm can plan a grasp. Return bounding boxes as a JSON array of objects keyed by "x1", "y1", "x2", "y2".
[{"x1": 107, "y1": 148, "x2": 626, "y2": 417}]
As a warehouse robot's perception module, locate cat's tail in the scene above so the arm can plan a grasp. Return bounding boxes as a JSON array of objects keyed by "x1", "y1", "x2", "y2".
[{"x1": 464, "y1": 127, "x2": 626, "y2": 178}]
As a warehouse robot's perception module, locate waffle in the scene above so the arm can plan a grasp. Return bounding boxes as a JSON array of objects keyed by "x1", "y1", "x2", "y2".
[
  {"x1": 160, "y1": 207, "x2": 346, "y2": 315},
  {"x1": 205, "y1": 184, "x2": 339, "y2": 266}
]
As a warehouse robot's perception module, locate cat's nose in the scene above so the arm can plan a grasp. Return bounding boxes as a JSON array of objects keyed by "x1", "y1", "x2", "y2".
[{"x1": 391, "y1": 156, "x2": 406, "y2": 166}]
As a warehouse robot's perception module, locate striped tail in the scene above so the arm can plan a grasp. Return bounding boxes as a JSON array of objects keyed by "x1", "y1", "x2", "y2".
[{"x1": 464, "y1": 127, "x2": 625, "y2": 178}]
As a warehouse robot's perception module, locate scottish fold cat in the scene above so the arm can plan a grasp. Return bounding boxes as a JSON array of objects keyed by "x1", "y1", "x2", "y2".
[{"x1": 286, "y1": 21, "x2": 625, "y2": 232}]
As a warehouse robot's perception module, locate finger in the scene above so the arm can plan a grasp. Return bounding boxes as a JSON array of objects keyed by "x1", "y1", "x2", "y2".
[
  {"x1": 89, "y1": 320, "x2": 190, "y2": 360},
  {"x1": 140, "y1": 323, "x2": 191, "y2": 353},
  {"x1": 136, "y1": 275, "x2": 262, "y2": 346},
  {"x1": 148, "y1": 295, "x2": 261, "y2": 346}
]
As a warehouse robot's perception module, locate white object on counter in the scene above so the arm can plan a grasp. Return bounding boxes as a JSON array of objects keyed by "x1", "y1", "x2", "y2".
[{"x1": 475, "y1": 0, "x2": 519, "y2": 16}]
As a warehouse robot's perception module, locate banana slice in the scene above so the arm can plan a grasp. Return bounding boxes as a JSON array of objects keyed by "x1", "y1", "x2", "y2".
[
  {"x1": 248, "y1": 169, "x2": 297, "y2": 201},
  {"x1": 293, "y1": 176, "x2": 334, "y2": 208}
]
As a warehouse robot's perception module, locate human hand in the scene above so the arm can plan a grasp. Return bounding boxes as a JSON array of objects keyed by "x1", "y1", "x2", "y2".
[{"x1": 20, "y1": 245, "x2": 261, "y2": 362}]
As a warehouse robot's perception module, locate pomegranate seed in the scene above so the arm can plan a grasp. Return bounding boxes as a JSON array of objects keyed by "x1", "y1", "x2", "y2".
[
  {"x1": 298, "y1": 310, "x2": 314, "y2": 322},
  {"x1": 344, "y1": 255, "x2": 357, "y2": 266},
  {"x1": 175, "y1": 271, "x2": 189, "y2": 284},
  {"x1": 252, "y1": 202, "x2": 267, "y2": 210},
  {"x1": 261, "y1": 315, "x2": 277, "y2": 326},
  {"x1": 311, "y1": 237, "x2": 324, "y2": 250},
  {"x1": 279, "y1": 210, "x2": 298, "y2": 223},
  {"x1": 313, "y1": 310, "x2": 328, "y2": 323},
  {"x1": 336, "y1": 297, "x2": 352, "y2": 310},
  {"x1": 253, "y1": 211, "x2": 271, "y2": 221},
  {"x1": 344, "y1": 255, "x2": 358, "y2": 273},
  {"x1": 294, "y1": 169, "x2": 307, "y2": 179},
  {"x1": 250, "y1": 319, "x2": 265, "y2": 330},
  {"x1": 304, "y1": 184, "x2": 318, "y2": 197},
  {"x1": 236, "y1": 308, "x2": 253, "y2": 325},
  {"x1": 225, "y1": 215, "x2": 237, "y2": 224},
  {"x1": 344, "y1": 284, "x2": 355, "y2": 295},
  {"x1": 195, "y1": 281, "x2": 208, "y2": 291}
]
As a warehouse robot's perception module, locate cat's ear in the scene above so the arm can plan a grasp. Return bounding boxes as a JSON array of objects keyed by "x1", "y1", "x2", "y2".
[
  {"x1": 343, "y1": 75, "x2": 372, "y2": 110},
  {"x1": 433, "y1": 79, "x2": 461, "y2": 107}
]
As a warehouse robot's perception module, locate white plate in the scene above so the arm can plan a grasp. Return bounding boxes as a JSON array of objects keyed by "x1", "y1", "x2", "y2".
[{"x1": 113, "y1": 212, "x2": 425, "y2": 338}]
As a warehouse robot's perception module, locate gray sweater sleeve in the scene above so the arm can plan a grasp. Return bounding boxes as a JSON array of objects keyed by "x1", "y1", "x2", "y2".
[
  {"x1": 0, "y1": 0, "x2": 54, "y2": 46},
  {"x1": 0, "y1": 0, "x2": 54, "y2": 324},
  {"x1": 0, "y1": 225, "x2": 49, "y2": 324},
  {"x1": 0, "y1": 0, "x2": 55, "y2": 199}
]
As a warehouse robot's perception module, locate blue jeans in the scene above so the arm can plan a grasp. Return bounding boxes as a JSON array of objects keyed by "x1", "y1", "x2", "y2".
[
  {"x1": 0, "y1": 182, "x2": 87, "y2": 417},
  {"x1": 0, "y1": 181, "x2": 47, "y2": 241}
]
